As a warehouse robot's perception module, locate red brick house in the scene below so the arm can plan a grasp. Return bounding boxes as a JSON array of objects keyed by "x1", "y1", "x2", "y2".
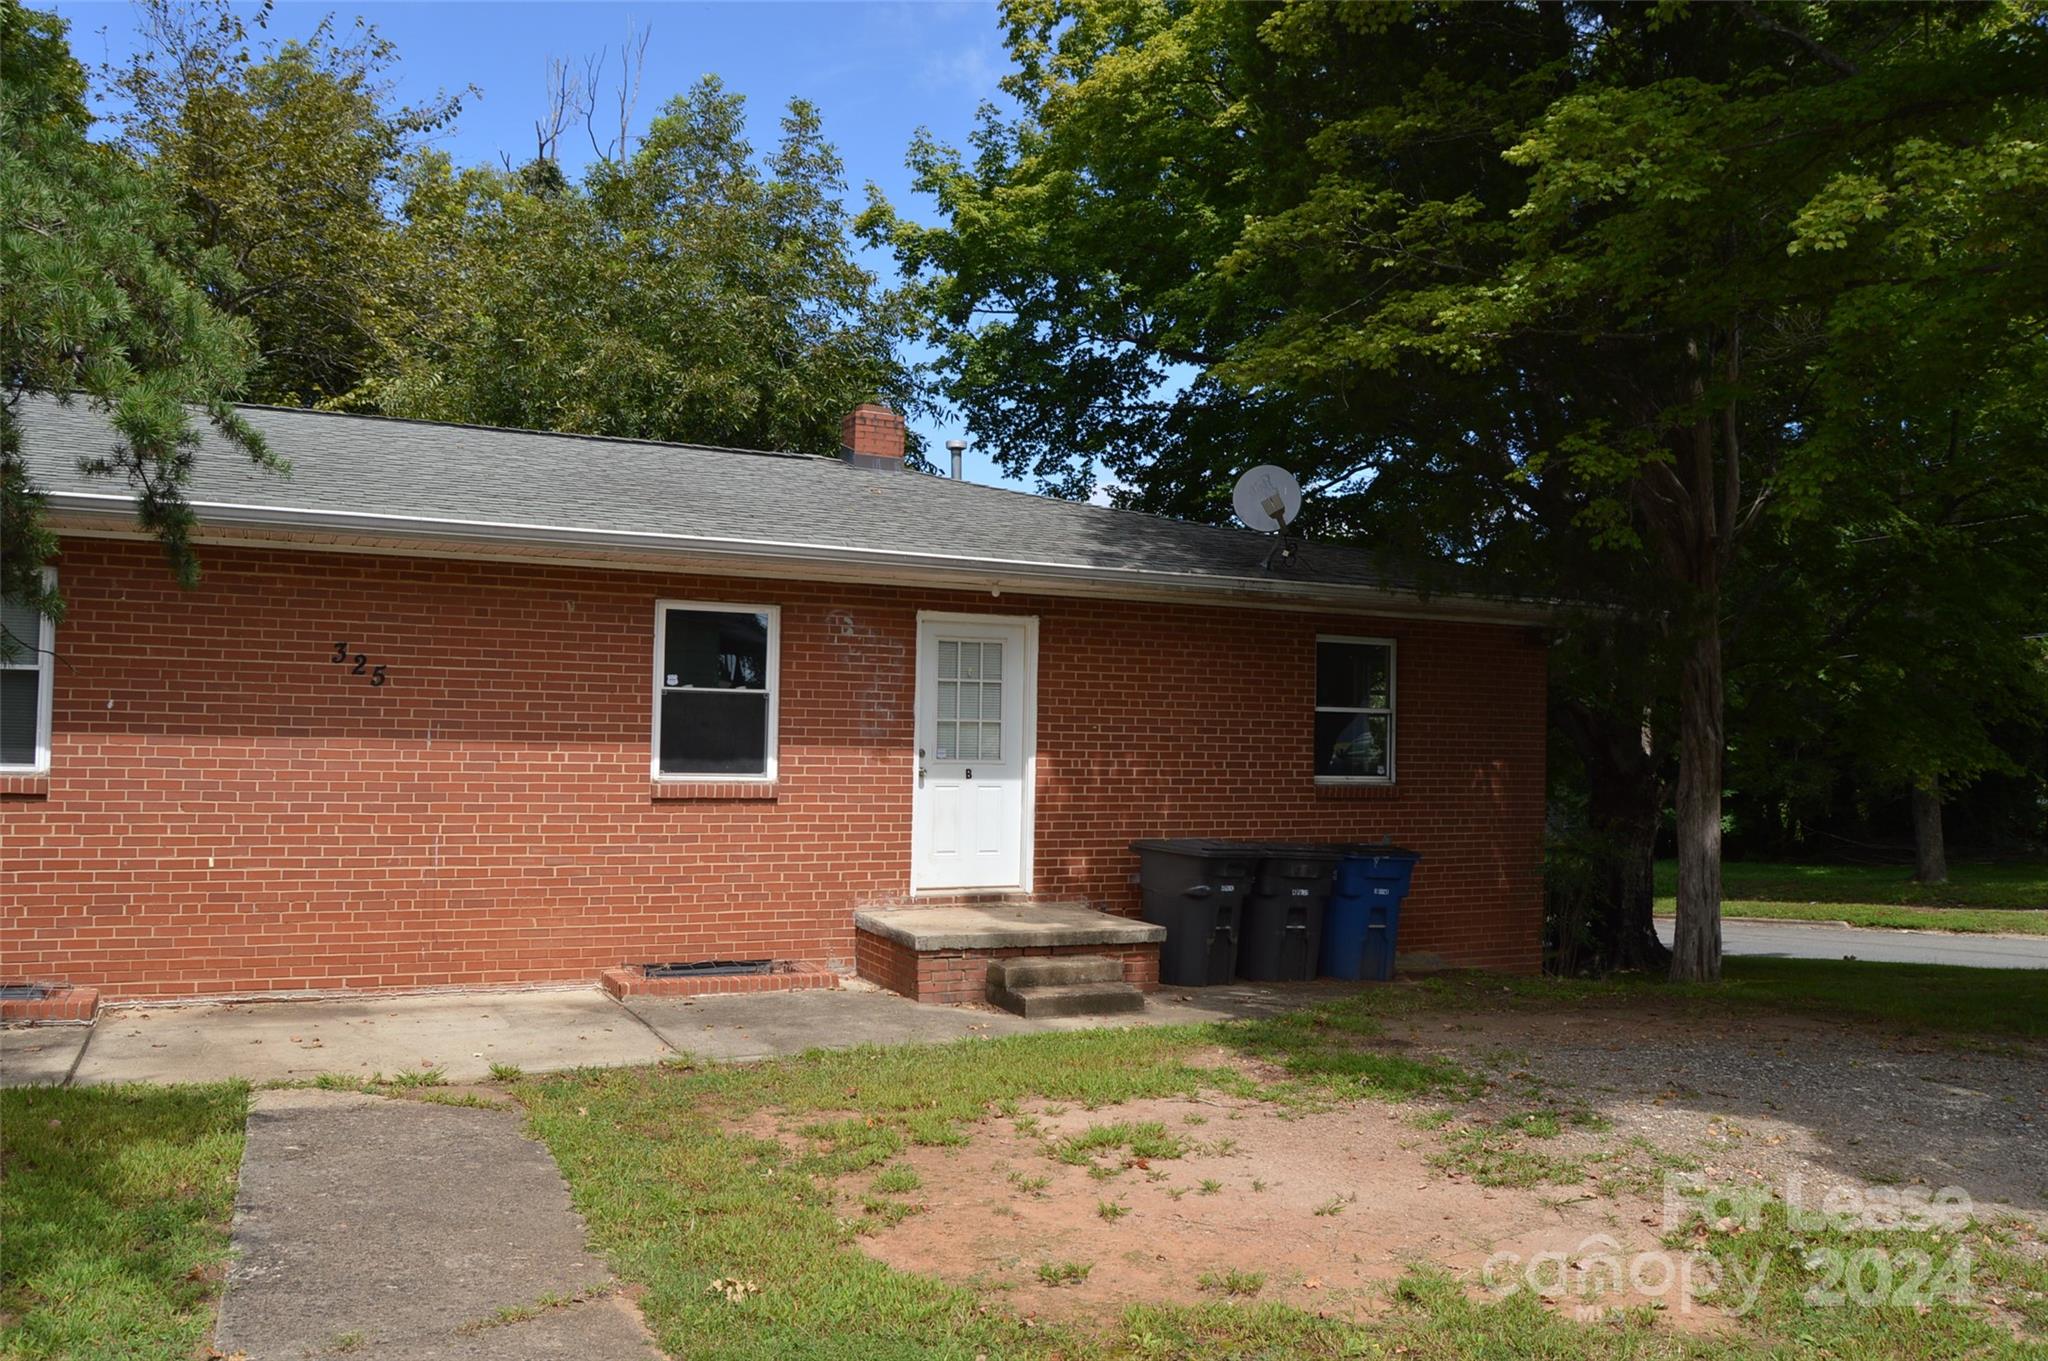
[{"x1": 2, "y1": 397, "x2": 1548, "y2": 1005}]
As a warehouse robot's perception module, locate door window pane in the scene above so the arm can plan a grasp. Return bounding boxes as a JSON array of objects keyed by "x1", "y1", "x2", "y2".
[{"x1": 932, "y1": 639, "x2": 1008, "y2": 764}]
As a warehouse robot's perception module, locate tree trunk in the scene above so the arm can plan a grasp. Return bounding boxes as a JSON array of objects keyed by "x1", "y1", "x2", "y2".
[
  {"x1": 1595, "y1": 758, "x2": 1669, "y2": 974},
  {"x1": 1556, "y1": 701, "x2": 1671, "y2": 975},
  {"x1": 1669, "y1": 605, "x2": 1724, "y2": 983},
  {"x1": 1911, "y1": 776, "x2": 1948, "y2": 885}
]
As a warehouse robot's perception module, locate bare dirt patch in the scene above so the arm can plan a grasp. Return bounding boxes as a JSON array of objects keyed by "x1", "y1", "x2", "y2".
[
  {"x1": 829, "y1": 1093, "x2": 1714, "y2": 1328},
  {"x1": 715, "y1": 993, "x2": 2041, "y2": 1343}
]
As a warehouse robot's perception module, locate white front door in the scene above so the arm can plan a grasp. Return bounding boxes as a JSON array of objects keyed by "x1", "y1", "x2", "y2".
[{"x1": 911, "y1": 613, "x2": 1035, "y2": 891}]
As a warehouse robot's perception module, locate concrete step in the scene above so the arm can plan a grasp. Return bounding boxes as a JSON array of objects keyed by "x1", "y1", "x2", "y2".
[
  {"x1": 987, "y1": 980, "x2": 1148, "y2": 1019},
  {"x1": 986, "y1": 956, "x2": 1124, "y2": 991}
]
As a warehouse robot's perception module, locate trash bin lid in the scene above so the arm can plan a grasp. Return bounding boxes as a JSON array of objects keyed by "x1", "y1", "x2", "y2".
[
  {"x1": 1252, "y1": 841, "x2": 1348, "y2": 862},
  {"x1": 1129, "y1": 838, "x2": 1267, "y2": 855},
  {"x1": 1339, "y1": 845, "x2": 1422, "y2": 863}
]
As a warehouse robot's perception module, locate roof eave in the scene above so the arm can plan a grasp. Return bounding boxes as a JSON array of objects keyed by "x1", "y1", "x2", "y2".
[{"x1": 45, "y1": 493, "x2": 1563, "y2": 626}]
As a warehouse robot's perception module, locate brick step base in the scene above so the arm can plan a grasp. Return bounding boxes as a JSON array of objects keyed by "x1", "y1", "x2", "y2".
[{"x1": 854, "y1": 902, "x2": 1162, "y2": 1007}]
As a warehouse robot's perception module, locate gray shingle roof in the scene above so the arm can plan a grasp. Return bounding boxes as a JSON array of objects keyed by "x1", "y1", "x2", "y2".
[{"x1": 18, "y1": 396, "x2": 1532, "y2": 617}]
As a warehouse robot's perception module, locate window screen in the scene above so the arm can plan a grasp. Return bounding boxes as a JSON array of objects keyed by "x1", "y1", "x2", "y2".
[
  {"x1": 656, "y1": 606, "x2": 775, "y2": 776},
  {"x1": 1314, "y1": 639, "x2": 1393, "y2": 781}
]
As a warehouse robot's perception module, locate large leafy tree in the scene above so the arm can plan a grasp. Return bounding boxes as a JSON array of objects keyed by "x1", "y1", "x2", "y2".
[
  {"x1": 871, "y1": 0, "x2": 2048, "y2": 980},
  {"x1": 356, "y1": 79, "x2": 926, "y2": 459},
  {"x1": 1, "y1": 1, "x2": 275, "y2": 614},
  {"x1": 1726, "y1": 269, "x2": 2048, "y2": 878},
  {"x1": 104, "y1": 0, "x2": 465, "y2": 406}
]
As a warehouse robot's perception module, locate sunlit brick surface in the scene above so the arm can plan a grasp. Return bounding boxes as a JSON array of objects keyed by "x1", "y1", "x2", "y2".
[{"x1": 2, "y1": 538, "x2": 1544, "y2": 998}]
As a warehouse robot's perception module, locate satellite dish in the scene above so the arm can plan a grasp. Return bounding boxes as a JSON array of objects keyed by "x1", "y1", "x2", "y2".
[{"x1": 1232, "y1": 465, "x2": 1303, "y2": 533}]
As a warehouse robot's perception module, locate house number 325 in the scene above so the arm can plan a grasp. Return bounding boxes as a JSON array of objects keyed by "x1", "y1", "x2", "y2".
[{"x1": 331, "y1": 641, "x2": 388, "y2": 687}]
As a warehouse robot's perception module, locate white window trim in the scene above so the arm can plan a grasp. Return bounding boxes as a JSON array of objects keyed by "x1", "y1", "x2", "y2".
[
  {"x1": 650, "y1": 599, "x2": 780, "y2": 782},
  {"x1": 1, "y1": 570, "x2": 56, "y2": 775},
  {"x1": 1313, "y1": 634, "x2": 1395, "y2": 785}
]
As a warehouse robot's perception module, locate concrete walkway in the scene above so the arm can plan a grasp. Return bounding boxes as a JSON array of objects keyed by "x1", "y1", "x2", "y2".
[
  {"x1": 1660, "y1": 917, "x2": 2048, "y2": 969},
  {"x1": 219, "y1": 1088, "x2": 658, "y2": 1360},
  {"x1": 0, "y1": 979, "x2": 1328, "y2": 1088},
  {"x1": 14, "y1": 988, "x2": 673, "y2": 1088}
]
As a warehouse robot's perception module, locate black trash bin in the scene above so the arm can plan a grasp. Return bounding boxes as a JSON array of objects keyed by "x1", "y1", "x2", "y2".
[
  {"x1": 1130, "y1": 839, "x2": 1260, "y2": 986},
  {"x1": 1238, "y1": 845, "x2": 1343, "y2": 981}
]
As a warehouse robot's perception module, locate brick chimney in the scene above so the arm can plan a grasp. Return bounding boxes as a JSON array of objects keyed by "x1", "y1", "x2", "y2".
[{"x1": 841, "y1": 402, "x2": 907, "y2": 471}]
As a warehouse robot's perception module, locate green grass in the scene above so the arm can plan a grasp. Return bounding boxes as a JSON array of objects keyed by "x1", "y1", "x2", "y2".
[
  {"x1": 1430, "y1": 1118, "x2": 1588, "y2": 1188},
  {"x1": 1007, "y1": 1170, "x2": 1050, "y2": 1196},
  {"x1": 0, "y1": 1083, "x2": 248, "y2": 1361},
  {"x1": 455, "y1": 1283, "x2": 613, "y2": 1335},
  {"x1": 870, "y1": 1165, "x2": 922, "y2": 1195},
  {"x1": 1050, "y1": 1120, "x2": 1187, "y2": 1167},
  {"x1": 1224, "y1": 1004, "x2": 1485, "y2": 1101},
  {"x1": 1374, "y1": 957, "x2": 2048, "y2": 1041},
  {"x1": 1497, "y1": 1109, "x2": 1563, "y2": 1139},
  {"x1": 1653, "y1": 859, "x2": 2048, "y2": 931},
  {"x1": 1667, "y1": 1194, "x2": 2047, "y2": 1359},
  {"x1": 1661, "y1": 897, "x2": 2048, "y2": 934},
  {"x1": 1195, "y1": 1268, "x2": 1265, "y2": 1297},
  {"x1": 1703, "y1": 957, "x2": 2048, "y2": 1039}
]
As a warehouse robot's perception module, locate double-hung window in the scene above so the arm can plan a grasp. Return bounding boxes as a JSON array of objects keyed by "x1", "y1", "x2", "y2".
[
  {"x1": 1314, "y1": 636, "x2": 1394, "y2": 783},
  {"x1": 652, "y1": 602, "x2": 778, "y2": 779},
  {"x1": 1, "y1": 585, "x2": 55, "y2": 774}
]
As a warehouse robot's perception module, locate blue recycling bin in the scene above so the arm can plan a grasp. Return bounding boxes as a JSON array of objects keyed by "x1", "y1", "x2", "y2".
[{"x1": 1319, "y1": 846, "x2": 1421, "y2": 981}]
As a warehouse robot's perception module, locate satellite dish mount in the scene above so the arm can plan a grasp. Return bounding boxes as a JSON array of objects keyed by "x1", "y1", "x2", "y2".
[{"x1": 1231, "y1": 465, "x2": 1304, "y2": 570}]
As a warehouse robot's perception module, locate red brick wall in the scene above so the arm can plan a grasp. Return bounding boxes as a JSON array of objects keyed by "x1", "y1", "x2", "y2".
[{"x1": 2, "y1": 538, "x2": 1546, "y2": 999}]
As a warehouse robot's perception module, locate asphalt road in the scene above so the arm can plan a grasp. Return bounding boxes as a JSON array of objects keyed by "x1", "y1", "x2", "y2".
[{"x1": 1658, "y1": 917, "x2": 2048, "y2": 969}]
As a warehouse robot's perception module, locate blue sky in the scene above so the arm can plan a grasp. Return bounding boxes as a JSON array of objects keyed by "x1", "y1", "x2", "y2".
[{"x1": 52, "y1": 0, "x2": 1023, "y2": 485}]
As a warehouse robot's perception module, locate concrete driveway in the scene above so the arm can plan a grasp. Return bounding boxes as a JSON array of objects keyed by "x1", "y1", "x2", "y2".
[{"x1": 1659, "y1": 917, "x2": 2048, "y2": 969}]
